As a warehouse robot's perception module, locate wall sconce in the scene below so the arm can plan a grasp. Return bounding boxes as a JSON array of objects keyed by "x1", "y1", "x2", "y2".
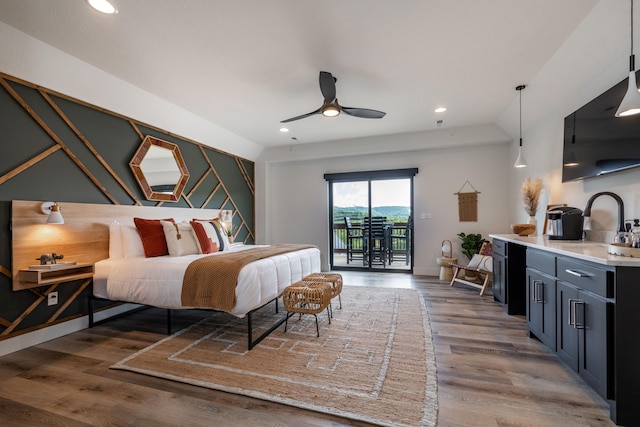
[{"x1": 41, "y1": 202, "x2": 64, "y2": 224}]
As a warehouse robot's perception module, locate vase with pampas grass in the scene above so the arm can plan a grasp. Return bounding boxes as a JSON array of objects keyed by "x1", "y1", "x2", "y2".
[{"x1": 521, "y1": 177, "x2": 544, "y2": 231}]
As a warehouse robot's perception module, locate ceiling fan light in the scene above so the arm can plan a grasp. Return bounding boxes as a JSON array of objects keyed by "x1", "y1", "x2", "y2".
[
  {"x1": 87, "y1": 0, "x2": 118, "y2": 14},
  {"x1": 322, "y1": 105, "x2": 340, "y2": 117}
]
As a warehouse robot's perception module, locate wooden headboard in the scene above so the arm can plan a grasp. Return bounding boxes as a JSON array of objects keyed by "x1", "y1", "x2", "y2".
[{"x1": 11, "y1": 200, "x2": 221, "y2": 290}]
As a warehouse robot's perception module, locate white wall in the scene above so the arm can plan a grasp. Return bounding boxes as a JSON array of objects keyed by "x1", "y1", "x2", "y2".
[
  {"x1": 258, "y1": 141, "x2": 511, "y2": 276},
  {"x1": 0, "y1": 21, "x2": 262, "y2": 161},
  {"x1": 258, "y1": 0, "x2": 640, "y2": 275},
  {"x1": 504, "y1": 0, "x2": 640, "y2": 243}
]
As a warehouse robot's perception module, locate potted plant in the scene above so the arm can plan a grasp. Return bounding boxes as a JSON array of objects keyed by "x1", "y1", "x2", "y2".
[{"x1": 521, "y1": 177, "x2": 544, "y2": 230}]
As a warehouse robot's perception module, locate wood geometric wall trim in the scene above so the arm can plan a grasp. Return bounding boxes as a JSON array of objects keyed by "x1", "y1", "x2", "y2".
[{"x1": 0, "y1": 71, "x2": 255, "y2": 341}]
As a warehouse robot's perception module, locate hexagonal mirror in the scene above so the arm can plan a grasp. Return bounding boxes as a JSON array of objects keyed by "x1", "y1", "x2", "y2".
[{"x1": 130, "y1": 136, "x2": 190, "y2": 202}]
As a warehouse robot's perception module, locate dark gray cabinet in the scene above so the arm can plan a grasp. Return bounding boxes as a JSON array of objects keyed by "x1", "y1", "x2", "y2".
[
  {"x1": 498, "y1": 237, "x2": 640, "y2": 425},
  {"x1": 492, "y1": 238, "x2": 526, "y2": 315},
  {"x1": 492, "y1": 239, "x2": 506, "y2": 303},
  {"x1": 526, "y1": 249, "x2": 612, "y2": 398},
  {"x1": 526, "y1": 268, "x2": 556, "y2": 349},
  {"x1": 557, "y1": 281, "x2": 611, "y2": 399}
]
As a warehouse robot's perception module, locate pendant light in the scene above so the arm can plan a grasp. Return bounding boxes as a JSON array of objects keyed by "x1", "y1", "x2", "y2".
[
  {"x1": 616, "y1": 0, "x2": 640, "y2": 117},
  {"x1": 513, "y1": 84, "x2": 528, "y2": 168}
]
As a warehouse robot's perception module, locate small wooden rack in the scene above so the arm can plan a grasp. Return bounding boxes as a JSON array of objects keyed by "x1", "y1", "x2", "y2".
[{"x1": 17, "y1": 263, "x2": 94, "y2": 291}]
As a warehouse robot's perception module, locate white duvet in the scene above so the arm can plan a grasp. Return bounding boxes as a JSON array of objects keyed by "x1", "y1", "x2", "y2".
[{"x1": 93, "y1": 245, "x2": 321, "y2": 317}]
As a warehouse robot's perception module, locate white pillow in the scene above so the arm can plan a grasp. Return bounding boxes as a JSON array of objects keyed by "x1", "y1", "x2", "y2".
[
  {"x1": 213, "y1": 220, "x2": 232, "y2": 250},
  {"x1": 161, "y1": 221, "x2": 199, "y2": 257},
  {"x1": 120, "y1": 224, "x2": 145, "y2": 258},
  {"x1": 479, "y1": 256, "x2": 493, "y2": 273},
  {"x1": 466, "y1": 254, "x2": 485, "y2": 269},
  {"x1": 108, "y1": 221, "x2": 124, "y2": 258},
  {"x1": 192, "y1": 220, "x2": 228, "y2": 251},
  {"x1": 466, "y1": 254, "x2": 493, "y2": 273}
]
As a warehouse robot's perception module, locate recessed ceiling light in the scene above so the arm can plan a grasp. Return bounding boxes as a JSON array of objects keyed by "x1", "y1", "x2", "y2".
[
  {"x1": 434, "y1": 107, "x2": 447, "y2": 113},
  {"x1": 87, "y1": 0, "x2": 118, "y2": 14},
  {"x1": 279, "y1": 127, "x2": 289, "y2": 133}
]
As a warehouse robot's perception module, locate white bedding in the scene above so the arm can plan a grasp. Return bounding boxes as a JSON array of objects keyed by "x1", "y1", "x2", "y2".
[{"x1": 93, "y1": 244, "x2": 321, "y2": 317}]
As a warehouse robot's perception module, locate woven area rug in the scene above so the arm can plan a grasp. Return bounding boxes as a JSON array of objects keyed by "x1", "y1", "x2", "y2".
[{"x1": 112, "y1": 286, "x2": 438, "y2": 427}]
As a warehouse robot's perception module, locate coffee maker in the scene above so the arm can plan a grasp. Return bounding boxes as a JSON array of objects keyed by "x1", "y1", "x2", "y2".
[{"x1": 546, "y1": 207, "x2": 584, "y2": 240}]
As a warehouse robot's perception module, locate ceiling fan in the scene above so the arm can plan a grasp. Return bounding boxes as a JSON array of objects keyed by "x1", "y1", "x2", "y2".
[{"x1": 280, "y1": 71, "x2": 386, "y2": 123}]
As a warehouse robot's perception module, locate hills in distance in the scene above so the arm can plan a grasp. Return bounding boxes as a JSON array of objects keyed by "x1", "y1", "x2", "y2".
[{"x1": 333, "y1": 205, "x2": 410, "y2": 222}]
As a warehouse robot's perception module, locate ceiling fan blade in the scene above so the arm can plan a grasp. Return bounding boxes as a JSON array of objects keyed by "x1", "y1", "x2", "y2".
[
  {"x1": 342, "y1": 107, "x2": 386, "y2": 119},
  {"x1": 319, "y1": 71, "x2": 336, "y2": 103},
  {"x1": 280, "y1": 107, "x2": 322, "y2": 123}
]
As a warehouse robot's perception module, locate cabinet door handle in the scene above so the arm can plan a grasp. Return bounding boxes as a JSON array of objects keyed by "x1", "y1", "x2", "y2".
[
  {"x1": 574, "y1": 300, "x2": 585, "y2": 330},
  {"x1": 533, "y1": 280, "x2": 543, "y2": 303},
  {"x1": 568, "y1": 299, "x2": 575, "y2": 326},
  {"x1": 565, "y1": 269, "x2": 591, "y2": 278},
  {"x1": 567, "y1": 299, "x2": 585, "y2": 329}
]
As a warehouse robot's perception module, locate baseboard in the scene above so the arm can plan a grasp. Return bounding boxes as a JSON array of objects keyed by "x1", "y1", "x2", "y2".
[
  {"x1": 0, "y1": 303, "x2": 141, "y2": 357},
  {"x1": 414, "y1": 266, "x2": 440, "y2": 276}
]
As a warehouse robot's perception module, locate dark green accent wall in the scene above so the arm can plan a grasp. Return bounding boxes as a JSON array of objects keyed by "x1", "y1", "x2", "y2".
[{"x1": 0, "y1": 73, "x2": 255, "y2": 339}]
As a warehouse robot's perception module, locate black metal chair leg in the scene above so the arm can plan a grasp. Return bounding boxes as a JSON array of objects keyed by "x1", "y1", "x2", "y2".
[{"x1": 314, "y1": 314, "x2": 320, "y2": 337}]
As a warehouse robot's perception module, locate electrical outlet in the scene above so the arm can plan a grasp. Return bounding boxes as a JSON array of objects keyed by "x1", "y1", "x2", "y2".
[{"x1": 48, "y1": 291, "x2": 58, "y2": 306}]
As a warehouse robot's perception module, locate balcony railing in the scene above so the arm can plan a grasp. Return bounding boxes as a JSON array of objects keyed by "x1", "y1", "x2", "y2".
[{"x1": 332, "y1": 222, "x2": 409, "y2": 253}]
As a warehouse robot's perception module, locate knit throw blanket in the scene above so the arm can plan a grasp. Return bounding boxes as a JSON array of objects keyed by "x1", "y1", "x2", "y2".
[{"x1": 181, "y1": 244, "x2": 317, "y2": 311}]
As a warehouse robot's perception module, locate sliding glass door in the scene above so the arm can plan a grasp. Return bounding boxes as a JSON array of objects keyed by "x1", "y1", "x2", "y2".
[{"x1": 325, "y1": 169, "x2": 417, "y2": 272}]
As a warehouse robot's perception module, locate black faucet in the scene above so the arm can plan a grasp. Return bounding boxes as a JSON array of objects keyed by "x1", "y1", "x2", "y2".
[{"x1": 582, "y1": 191, "x2": 625, "y2": 233}]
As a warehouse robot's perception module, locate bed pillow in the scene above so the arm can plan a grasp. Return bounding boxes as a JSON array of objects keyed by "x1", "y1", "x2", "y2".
[
  {"x1": 192, "y1": 218, "x2": 230, "y2": 251},
  {"x1": 190, "y1": 221, "x2": 219, "y2": 254},
  {"x1": 191, "y1": 219, "x2": 228, "y2": 251},
  {"x1": 161, "y1": 221, "x2": 200, "y2": 257},
  {"x1": 134, "y1": 217, "x2": 174, "y2": 257},
  {"x1": 120, "y1": 224, "x2": 145, "y2": 258},
  {"x1": 108, "y1": 221, "x2": 124, "y2": 258},
  {"x1": 211, "y1": 219, "x2": 231, "y2": 250}
]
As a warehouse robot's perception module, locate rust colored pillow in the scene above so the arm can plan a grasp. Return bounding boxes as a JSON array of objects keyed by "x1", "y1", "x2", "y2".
[
  {"x1": 133, "y1": 217, "x2": 174, "y2": 257},
  {"x1": 190, "y1": 221, "x2": 219, "y2": 254}
]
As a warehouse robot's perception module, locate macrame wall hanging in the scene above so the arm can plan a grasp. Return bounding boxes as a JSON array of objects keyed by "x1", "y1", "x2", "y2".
[{"x1": 454, "y1": 181, "x2": 481, "y2": 222}]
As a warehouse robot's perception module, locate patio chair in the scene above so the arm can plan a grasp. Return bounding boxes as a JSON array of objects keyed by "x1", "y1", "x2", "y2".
[
  {"x1": 390, "y1": 216, "x2": 412, "y2": 265},
  {"x1": 344, "y1": 217, "x2": 365, "y2": 264}
]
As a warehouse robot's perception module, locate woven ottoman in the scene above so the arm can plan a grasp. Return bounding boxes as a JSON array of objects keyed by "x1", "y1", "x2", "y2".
[
  {"x1": 303, "y1": 272, "x2": 343, "y2": 310},
  {"x1": 282, "y1": 281, "x2": 332, "y2": 337}
]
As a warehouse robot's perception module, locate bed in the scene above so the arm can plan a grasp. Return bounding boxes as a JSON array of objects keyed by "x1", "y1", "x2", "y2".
[
  {"x1": 92, "y1": 244, "x2": 321, "y2": 317},
  {"x1": 11, "y1": 200, "x2": 321, "y2": 349},
  {"x1": 90, "y1": 218, "x2": 321, "y2": 349}
]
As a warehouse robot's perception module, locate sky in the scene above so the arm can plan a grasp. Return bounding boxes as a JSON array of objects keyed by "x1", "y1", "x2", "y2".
[{"x1": 333, "y1": 179, "x2": 410, "y2": 207}]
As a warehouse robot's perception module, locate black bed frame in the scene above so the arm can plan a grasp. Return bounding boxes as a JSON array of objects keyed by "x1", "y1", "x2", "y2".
[{"x1": 88, "y1": 296, "x2": 286, "y2": 350}]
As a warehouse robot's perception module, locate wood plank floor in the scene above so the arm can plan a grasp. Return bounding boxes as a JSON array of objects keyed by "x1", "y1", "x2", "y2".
[{"x1": 0, "y1": 272, "x2": 615, "y2": 426}]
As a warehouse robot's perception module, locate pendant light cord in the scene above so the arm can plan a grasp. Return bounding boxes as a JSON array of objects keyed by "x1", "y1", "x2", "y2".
[
  {"x1": 516, "y1": 85, "x2": 525, "y2": 147},
  {"x1": 631, "y1": 0, "x2": 635, "y2": 72}
]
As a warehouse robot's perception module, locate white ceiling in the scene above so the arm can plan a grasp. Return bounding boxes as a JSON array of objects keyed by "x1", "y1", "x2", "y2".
[{"x1": 0, "y1": 0, "x2": 599, "y2": 149}]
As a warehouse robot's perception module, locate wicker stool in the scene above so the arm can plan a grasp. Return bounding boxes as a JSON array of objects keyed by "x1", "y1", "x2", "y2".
[
  {"x1": 282, "y1": 281, "x2": 332, "y2": 337},
  {"x1": 303, "y1": 272, "x2": 343, "y2": 310}
]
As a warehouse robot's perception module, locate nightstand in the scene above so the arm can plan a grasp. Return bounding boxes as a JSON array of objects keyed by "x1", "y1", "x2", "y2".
[{"x1": 16, "y1": 263, "x2": 94, "y2": 291}]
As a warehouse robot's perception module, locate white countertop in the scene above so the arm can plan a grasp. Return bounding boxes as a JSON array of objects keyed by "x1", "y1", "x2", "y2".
[{"x1": 489, "y1": 234, "x2": 640, "y2": 267}]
